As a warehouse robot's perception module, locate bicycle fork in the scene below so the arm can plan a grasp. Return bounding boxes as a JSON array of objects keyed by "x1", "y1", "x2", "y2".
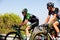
[{"x1": 48, "y1": 33, "x2": 56, "y2": 40}]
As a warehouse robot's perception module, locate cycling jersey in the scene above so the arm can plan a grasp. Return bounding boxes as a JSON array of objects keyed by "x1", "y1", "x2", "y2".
[
  {"x1": 23, "y1": 13, "x2": 39, "y2": 29},
  {"x1": 48, "y1": 7, "x2": 60, "y2": 19},
  {"x1": 23, "y1": 13, "x2": 39, "y2": 23}
]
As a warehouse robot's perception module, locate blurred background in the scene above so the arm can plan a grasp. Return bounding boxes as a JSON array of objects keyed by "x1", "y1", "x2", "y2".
[{"x1": 0, "y1": 0, "x2": 60, "y2": 34}]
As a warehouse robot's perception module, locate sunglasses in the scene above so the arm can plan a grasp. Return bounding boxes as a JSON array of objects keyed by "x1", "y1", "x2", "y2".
[{"x1": 22, "y1": 12, "x2": 25, "y2": 14}]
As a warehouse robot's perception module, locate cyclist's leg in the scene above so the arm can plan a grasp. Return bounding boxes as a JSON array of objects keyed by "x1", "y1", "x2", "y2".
[
  {"x1": 53, "y1": 21, "x2": 60, "y2": 40},
  {"x1": 26, "y1": 25, "x2": 30, "y2": 36},
  {"x1": 25, "y1": 24, "x2": 37, "y2": 40},
  {"x1": 26, "y1": 20, "x2": 39, "y2": 35},
  {"x1": 26, "y1": 22, "x2": 38, "y2": 40},
  {"x1": 53, "y1": 21, "x2": 59, "y2": 33},
  {"x1": 26, "y1": 25, "x2": 31, "y2": 40}
]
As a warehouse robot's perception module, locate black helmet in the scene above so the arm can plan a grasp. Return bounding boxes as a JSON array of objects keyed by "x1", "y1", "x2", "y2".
[
  {"x1": 22, "y1": 8, "x2": 28, "y2": 13},
  {"x1": 47, "y1": 2, "x2": 54, "y2": 8}
]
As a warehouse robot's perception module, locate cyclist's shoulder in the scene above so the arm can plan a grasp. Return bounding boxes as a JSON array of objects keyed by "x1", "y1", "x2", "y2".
[
  {"x1": 55, "y1": 7, "x2": 59, "y2": 9},
  {"x1": 26, "y1": 13, "x2": 30, "y2": 16},
  {"x1": 25, "y1": 13, "x2": 31, "y2": 19},
  {"x1": 55, "y1": 7, "x2": 59, "y2": 10},
  {"x1": 26, "y1": 13, "x2": 36, "y2": 18},
  {"x1": 26, "y1": 13, "x2": 34, "y2": 17}
]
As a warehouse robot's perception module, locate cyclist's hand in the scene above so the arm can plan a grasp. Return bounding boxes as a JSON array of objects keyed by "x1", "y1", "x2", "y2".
[
  {"x1": 13, "y1": 24, "x2": 18, "y2": 27},
  {"x1": 42, "y1": 23, "x2": 49, "y2": 27},
  {"x1": 41, "y1": 24, "x2": 45, "y2": 26}
]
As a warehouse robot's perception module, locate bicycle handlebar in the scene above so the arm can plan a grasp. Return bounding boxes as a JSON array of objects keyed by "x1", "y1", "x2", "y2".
[
  {"x1": 12, "y1": 25, "x2": 25, "y2": 31},
  {"x1": 39, "y1": 23, "x2": 49, "y2": 27}
]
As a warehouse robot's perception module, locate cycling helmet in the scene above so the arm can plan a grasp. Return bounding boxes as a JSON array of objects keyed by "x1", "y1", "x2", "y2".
[
  {"x1": 47, "y1": 2, "x2": 54, "y2": 8},
  {"x1": 22, "y1": 8, "x2": 28, "y2": 13}
]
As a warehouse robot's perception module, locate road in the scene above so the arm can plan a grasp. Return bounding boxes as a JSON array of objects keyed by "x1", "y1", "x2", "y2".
[{"x1": 0, "y1": 34, "x2": 18, "y2": 40}]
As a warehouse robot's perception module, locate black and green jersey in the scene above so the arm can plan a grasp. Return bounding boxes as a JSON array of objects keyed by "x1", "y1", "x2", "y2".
[{"x1": 23, "y1": 13, "x2": 39, "y2": 23}]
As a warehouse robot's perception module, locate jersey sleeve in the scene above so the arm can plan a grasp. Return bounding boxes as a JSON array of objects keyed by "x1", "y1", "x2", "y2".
[
  {"x1": 22, "y1": 13, "x2": 30, "y2": 22},
  {"x1": 26, "y1": 13, "x2": 30, "y2": 19},
  {"x1": 54, "y1": 8, "x2": 59, "y2": 14}
]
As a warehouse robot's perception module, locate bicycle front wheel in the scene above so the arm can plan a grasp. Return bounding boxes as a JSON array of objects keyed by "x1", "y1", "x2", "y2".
[
  {"x1": 5, "y1": 32, "x2": 22, "y2": 40},
  {"x1": 32, "y1": 32, "x2": 50, "y2": 40}
]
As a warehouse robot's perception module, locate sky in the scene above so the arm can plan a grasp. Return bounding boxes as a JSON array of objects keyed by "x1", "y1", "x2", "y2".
[{"x1": 0, "y1": 0, "x2": 60, "y2": 24}]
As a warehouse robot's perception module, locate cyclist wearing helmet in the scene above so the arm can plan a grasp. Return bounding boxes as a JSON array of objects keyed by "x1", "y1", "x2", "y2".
[
  {"x1": 44, "y1": 2, "x2": 60, "y2": 37},
  {"x1": 20, "y1": 8, "x2": 39, "y2": 40}
]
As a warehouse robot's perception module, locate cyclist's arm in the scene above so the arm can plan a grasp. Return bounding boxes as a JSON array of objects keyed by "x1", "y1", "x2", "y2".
[
  {"x1": 44, "y1": 15, "x2": 50, "y2": 24},
  {"x1": 21, "y1": 19, "x2": 28, "y2": 26},
  {"x1": 20, "y1": 13, "x2": 30, "y2": 26},
  {"x1": 48, "y1": 14, "x2": 57, "y2": 24},
  {"x1": 48, "y1": 8, "x2": 59, "y2": 24}
]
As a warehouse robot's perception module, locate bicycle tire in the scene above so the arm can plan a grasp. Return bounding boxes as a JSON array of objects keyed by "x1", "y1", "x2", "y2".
[
  {"x1": 5, "y1": 32, "x2": 22, "y2": 40},
  {"x1": 31, "y1": 32, "x2": 50, "y2": 40}
]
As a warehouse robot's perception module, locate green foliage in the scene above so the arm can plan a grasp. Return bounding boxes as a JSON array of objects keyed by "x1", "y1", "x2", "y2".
[{"x1": 0, "y1": 13, "x2": 22, "y2": 34}]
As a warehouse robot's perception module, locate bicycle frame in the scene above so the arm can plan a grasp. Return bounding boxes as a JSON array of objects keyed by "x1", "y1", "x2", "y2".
[
  {"x1": 48, "y1": 32, "x2": 56, "y2": 40},
  {"x1": 38, "y1": 24, "x2": 57, "y2": 40},
  {"x1": 5, "y1": 22, "x2": 37, "y2": 40},
  {"x1": 12, "y1": 25, "x2": 34, "y2": 40},
  {"x1": 45, "y1": 26, "x2": 57, "y2": 40}
]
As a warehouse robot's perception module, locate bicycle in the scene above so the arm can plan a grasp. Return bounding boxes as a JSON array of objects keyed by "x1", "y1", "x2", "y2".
[
  {"x1": 4, "y1": 22, "x2": 37, "y2": 40},
  {"x1": 31, "y1": 24, "x2": 59, "y2": 40},
  {"x1": 4, "y1": 25, "x2": 26, "y2": 40}
]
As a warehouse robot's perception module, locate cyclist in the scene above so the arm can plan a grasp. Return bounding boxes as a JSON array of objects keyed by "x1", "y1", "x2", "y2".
[
  {"x1": 20, "y1": 8, "x2": 39, "y2": 40},
  {"x1": 44, "y1": 2, "x2": 60, "y2": 38}
]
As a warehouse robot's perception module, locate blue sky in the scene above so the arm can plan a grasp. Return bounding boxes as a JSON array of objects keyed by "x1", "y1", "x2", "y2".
[{"x1": 0, "y1": 0, "x2": 60, "y2": 24}]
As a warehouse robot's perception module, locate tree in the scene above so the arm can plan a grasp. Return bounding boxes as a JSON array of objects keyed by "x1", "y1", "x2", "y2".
[{"x1": 0, "y1": 13, "x2": 22, "y2": 34}]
